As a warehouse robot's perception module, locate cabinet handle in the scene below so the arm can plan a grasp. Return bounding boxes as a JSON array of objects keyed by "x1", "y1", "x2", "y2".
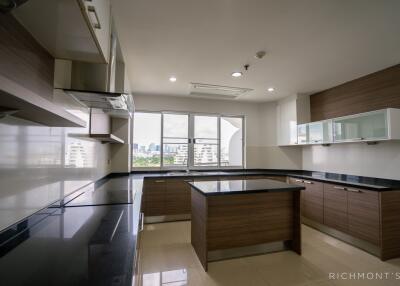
[
  {"x1": 155, "y1": 180, "x2": 165, "y2": 183},
  {"x1": 183, "y1": 179, "x2": 192, "y2": 182},
  {"x1": 87, "y1": 6, "x2": 101, "y2": 29},
  {"x1": 295, "y1": 179, "x2": 303, "y2": 183},
  {"x1": 139, "y1": 212, "x2": 144, "y2": 232},
  {"x1": 303, "y1": 181, "x2": 314, "y2": 184},
  {"x1": 333, "y1": 186, "x2": 347, "y2": 190},
  {"x1": 346, "y1": 188, "x2": 361, "y2": 193}
]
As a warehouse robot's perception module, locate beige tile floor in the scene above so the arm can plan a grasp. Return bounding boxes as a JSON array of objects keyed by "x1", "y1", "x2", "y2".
[{"x1": 139, "y1": 221, "x2": 400, "y2": 286}]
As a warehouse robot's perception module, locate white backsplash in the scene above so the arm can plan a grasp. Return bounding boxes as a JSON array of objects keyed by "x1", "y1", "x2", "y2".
[
  {"x1": 0, "y1": 114, "x2": 110, "y2": 231},
  {"x1": 302, "y1": 141, "x2": 400, "y2": 180}
]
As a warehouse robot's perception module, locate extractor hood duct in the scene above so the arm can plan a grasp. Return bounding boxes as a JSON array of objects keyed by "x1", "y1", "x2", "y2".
[{"x1": 54, "y1": 27, "x2": 133, "y2": 117}]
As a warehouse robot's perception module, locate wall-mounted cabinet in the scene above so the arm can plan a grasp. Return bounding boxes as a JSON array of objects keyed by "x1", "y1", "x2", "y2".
[
  {"x1": 0, "y1": 74, "x2": 86, "y2": 127},
  {"x1": 309, "y1": 120, "x2": 333, "y2": 144},
  {"x1": 297, "y1": 124, "x2": 309, "y2": 145},
  {"x1": 333, "y1": 109, "x2": 394, "y2": 143},
  {"x1": 89, "y1": 108, "x2": 124, "y2": 143},
  {"x1": 290, "y1": 108, "x2": 400, "y2": 146},
  {"x1": 13, "y1": 0, "x2": 111, "y2": 63},
  {"x1": 277, "y1": 94, "x2": 310, "y2": 146}
]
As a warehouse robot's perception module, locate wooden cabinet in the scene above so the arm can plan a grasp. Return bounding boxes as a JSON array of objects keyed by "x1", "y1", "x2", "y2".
[
  {"x1": 142, "y1": 179, "x2": 166, "y2": 216},
  {"x1": 288, "y1": 177, "x2": 323, "y2": 223},
  {"x1": 302, "y1": 180, "x2": 324, "y2": 224},
  {"x1": 323, "y1": 184, "x2": 348, "y2": 233},
  {"x1": 347, "y1": 187, "x2": 380, "y2": 245},
  {"x1": 165, "y1": 179, "x2": 192, "y2": 215},
  {"x1": 14, "y1": 0, "x2": 111, "y2": 63},
  {"x1": 143, "y1": 178, "x2": 192, "y2": 216}
]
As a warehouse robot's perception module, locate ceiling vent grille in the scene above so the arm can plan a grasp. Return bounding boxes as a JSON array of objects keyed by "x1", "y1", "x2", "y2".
[{"x1": 189, "y1": 83, "x2": 253, "y2": 99}]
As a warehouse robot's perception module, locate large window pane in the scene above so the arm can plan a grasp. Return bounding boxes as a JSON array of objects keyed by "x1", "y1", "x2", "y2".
[
  {"x1": 220, "y1": 117, "x2": 243, "y2": 166},
  {"x1": 163, "y1": 114, "x2": 188, "y2": 138},
  {"x1": 193, "y1": 115, "x2": 218, "y2": 166},
  {"x1": 133, "y1": 112, "x2": 161, "y2": 167},
  {"x1": 194, "y1": 144, "x2": 218, "y2": 166},
  {"x1": 163, "y1": 113, "x2": 189, "y2": 167},
  {"x1": 194, "y1": 116, "x2": 217, "y2": 138}
]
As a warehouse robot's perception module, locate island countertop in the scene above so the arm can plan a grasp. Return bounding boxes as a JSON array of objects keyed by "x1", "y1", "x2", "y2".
[{"x1": 189, "y1": 179, "x2": 305, "y2": 196}]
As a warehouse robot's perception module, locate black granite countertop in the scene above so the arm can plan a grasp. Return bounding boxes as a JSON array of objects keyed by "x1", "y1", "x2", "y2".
[
  {"x1": 134, "y1": 169, "x2": 400, "y2": 191},
  {"x1": 64, "y1": 177, "x2": 143, "y2": 207},
  {"x1": 0, "y1": 203, "x2": 141, "y2": 286},
  {"x1": 189, "y1": 179, "x2": 304, "y2": 196},
  {"x1": 0, "y1": 175, "x2": 143, "y2": 286}
]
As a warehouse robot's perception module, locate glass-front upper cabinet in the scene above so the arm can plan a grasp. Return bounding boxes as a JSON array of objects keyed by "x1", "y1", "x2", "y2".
[
  {"x1": 333, "y1": 110, "x2": 388, "y2": 142},
  {"x1": 297, "y1": 124, "x2": 309, "y2": 145},
  {"x1": 309, "y1": 120, "x2": 333, "y2": 144}
]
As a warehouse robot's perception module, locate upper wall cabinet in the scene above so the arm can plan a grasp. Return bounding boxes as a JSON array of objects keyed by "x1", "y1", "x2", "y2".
[
  {"x1": 277, "y1": 94, "x2": 310, "y2": 146},
  {"x1": 309, "y1": 120, "x2": 333, "y2": 144},
  {"x1": 297, "y1": 123, "x2": 309, "y2": 145},
  {"x1": 13, "y1": 0, "x2": 111, "y2": 63},
  {"x1": 292, "y1": 108, "x2": 400, "y2": 146},
  {"x1": 333, "y1": 109, "x2": 400, "y2": 143}
]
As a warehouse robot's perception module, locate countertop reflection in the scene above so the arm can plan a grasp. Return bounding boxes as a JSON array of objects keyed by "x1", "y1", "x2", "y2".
[
  {"x1": 0, "y1": 203, "x2": 140, "y2": 286},
  {"x1": 189, "y1": 179, "x2": 304, "y2": 196}
]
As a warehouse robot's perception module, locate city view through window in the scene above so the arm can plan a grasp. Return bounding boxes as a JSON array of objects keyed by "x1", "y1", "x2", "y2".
[{"x1": 133, "y1": 112, "x2": 243, "y2": 168}]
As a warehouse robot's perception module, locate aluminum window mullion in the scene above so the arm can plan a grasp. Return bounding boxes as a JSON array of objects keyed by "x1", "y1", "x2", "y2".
[
  {"x1": 160, "y1": 113, "x2": 164, "y2": 168},
  {"x1": 188, "y1": 115, "x2": 194, "y2": 169},
  {"x1": 217, "y1": 116, "x2": 221, "y2": 168}
]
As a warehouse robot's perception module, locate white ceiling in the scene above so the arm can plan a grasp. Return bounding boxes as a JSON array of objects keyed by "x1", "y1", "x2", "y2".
[{"x1": 112, "y1": 0, "x2": 400, "y2": 102}]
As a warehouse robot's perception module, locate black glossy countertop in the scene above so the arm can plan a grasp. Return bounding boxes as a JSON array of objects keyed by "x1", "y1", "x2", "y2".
[
  {"x1": 189, "y1": 179, "x2": 304, "y2": 196},
  {"x1": 65, "y1": 177, "x2": 143, "y2": 207},
  {"x1": 0, "y1": 204, "x2": 140, "y2": 286},
  {"x1": 0, "y1": 175, "x2": 143, "y2": 286},
  {"x1": 134, "y1": 169, "x2": 400, "y2": 191}
]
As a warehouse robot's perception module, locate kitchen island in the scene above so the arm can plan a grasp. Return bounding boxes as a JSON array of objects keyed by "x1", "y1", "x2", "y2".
[{"x1": 189, "y1": 179, "x2": 304, "y2": 271}]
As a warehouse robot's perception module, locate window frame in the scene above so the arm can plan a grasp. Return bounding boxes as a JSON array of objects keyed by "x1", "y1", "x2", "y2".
[{"x1": 132, "y1": 110, "x2": 245, "y2": 170}]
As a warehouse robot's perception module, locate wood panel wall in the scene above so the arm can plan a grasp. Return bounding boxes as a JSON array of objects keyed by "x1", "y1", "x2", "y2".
[
  {"x1": 0, "y1": 13, "x2": 54, "y2": 101},
  {"x1": 310, "y1": 64, "x2": 400, "y2": 121}
]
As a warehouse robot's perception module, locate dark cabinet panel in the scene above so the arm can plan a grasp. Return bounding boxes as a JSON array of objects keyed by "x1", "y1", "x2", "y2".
[
  {"x1": 302, "y1": 180, "x2": 324, "y2": 224},
  {"x1": 165, "y1": 179, "x2": 192, "y2": 215},
  {"x1": 348, "y1": 188, "x2": 380, "y2": 245},
  {"x1": 143, "y1": 179, "x2": 166, "y2": 216},
  {"x1": 323, "y1": 184, "x2": 348, "y2": 233}
]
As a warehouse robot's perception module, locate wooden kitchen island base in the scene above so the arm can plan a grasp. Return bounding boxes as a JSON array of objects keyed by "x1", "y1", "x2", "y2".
[{"x1": 190, "y1": 179, "x2": 303, "y2": 271}]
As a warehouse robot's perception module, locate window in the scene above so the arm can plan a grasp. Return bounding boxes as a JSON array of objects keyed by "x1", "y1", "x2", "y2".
[
  {"x1": 133, "y1": 112, "x2": 161, "y2": 167},
  {"x1": 193, "y1": 115, "x2": 218, "y2": 167},
  {"x1": 133, "y1": 112, "x2": 244, "y2": 168},
  {"x1": 162, "y1": 113, "x2": 189, "y2": 167},
  {"x1": 220, "y1": 117, "x2": 243, "y2": 166}
]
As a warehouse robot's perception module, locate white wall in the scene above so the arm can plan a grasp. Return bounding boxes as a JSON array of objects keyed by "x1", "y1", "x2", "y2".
[
  {"x1": 0, "y1": 103, "x2": 111, "y2": 231},
  {"x1": 303, "y1": 142, "x2": 400, "y2": 180},
  {"x1": 133, "y1": 94, "x2": 303, "y2": 169}
]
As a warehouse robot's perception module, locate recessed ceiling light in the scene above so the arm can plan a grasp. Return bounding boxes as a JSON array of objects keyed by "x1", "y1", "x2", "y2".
[
  {"x1": 169, "y1": 76, "x2": 177, "y2": 82},
  {"x1": 267, "y1": 87, "x2": 275, "y2": 92},
  {"x1": 231, "y1": 72, "x2": 242, "y2": 78}
]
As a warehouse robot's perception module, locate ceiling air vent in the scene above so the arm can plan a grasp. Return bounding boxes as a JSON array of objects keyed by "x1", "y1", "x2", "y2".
[{"x1": 189, "y1": 83, "x2": 253, "y2": 99}]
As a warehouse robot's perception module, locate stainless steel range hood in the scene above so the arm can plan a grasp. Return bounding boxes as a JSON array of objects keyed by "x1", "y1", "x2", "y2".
[{"x1": 54, "y1": 22, "x2": 133, "y2": 117}]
